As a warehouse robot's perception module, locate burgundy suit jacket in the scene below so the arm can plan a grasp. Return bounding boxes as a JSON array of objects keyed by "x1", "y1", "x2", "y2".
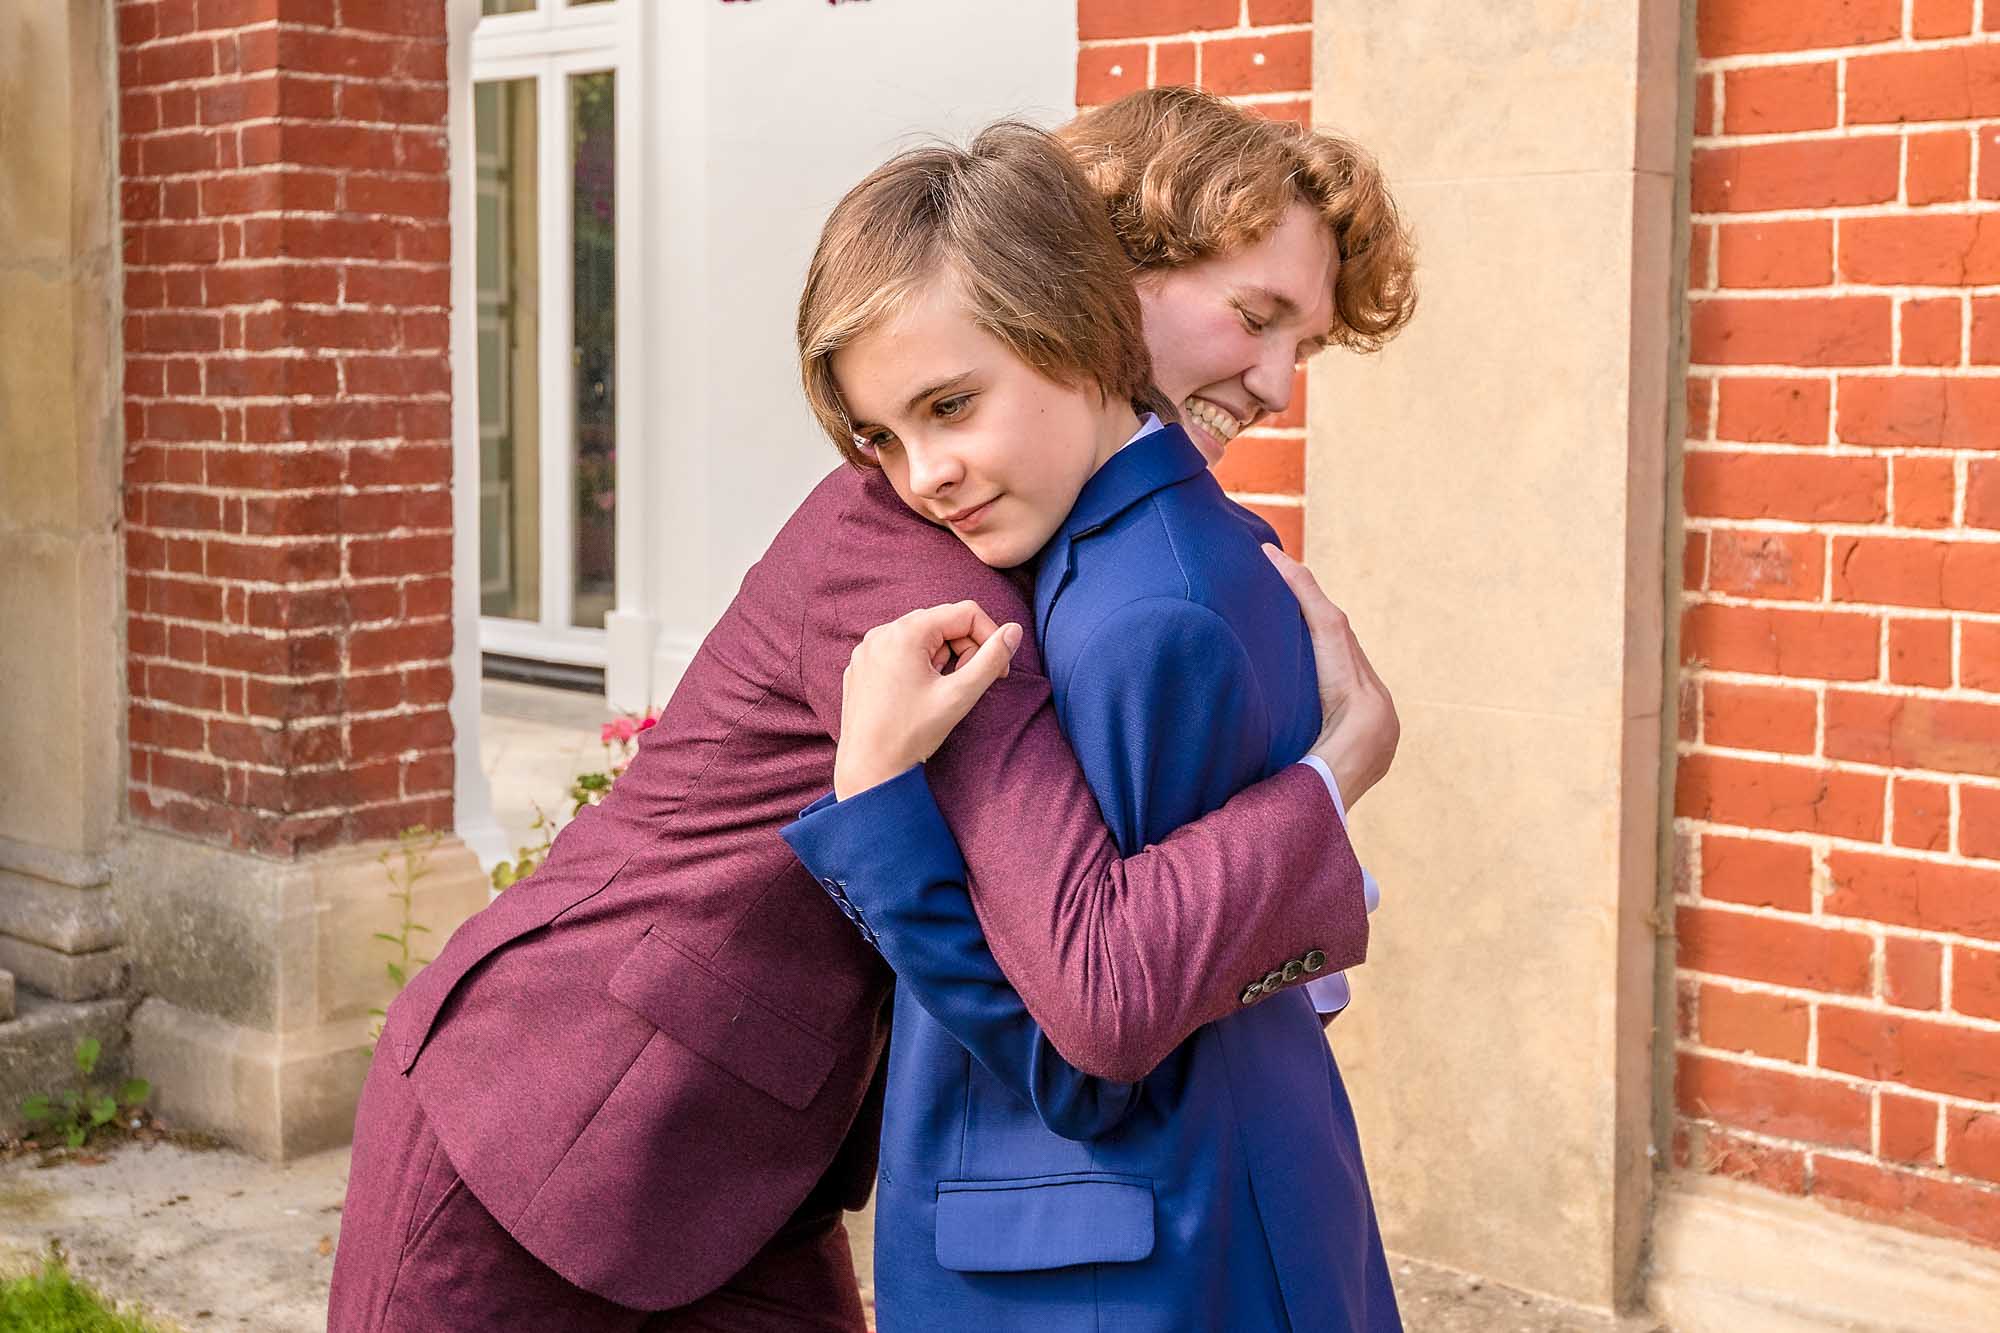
[{"x1": 382, "y1": 464, "x2": 1370, "y2": 1311}]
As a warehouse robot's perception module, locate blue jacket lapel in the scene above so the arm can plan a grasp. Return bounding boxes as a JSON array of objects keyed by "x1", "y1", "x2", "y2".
[{"x1": 1033, "y1": 423, "x2": 1208, "y2": 643}]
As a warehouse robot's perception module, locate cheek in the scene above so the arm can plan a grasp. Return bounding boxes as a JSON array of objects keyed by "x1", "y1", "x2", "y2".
[{"x1": 1154, "y1": 309, "x2": 1250, "y2": 398}]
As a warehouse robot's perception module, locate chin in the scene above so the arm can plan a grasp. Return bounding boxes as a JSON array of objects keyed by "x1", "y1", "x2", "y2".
[{"x1": 955, "y1": 529, "x2": 1038, "y2": 570}]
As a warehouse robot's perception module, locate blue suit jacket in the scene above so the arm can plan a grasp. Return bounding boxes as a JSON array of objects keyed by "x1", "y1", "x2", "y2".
[{"x1": 784, "y1": 424, "x2": 1400, "y2": 1332}]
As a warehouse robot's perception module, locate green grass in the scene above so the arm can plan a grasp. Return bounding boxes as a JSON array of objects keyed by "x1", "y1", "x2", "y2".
[{"x1": 0, "y1": 1252, "x2": 166, "y2": 1333}]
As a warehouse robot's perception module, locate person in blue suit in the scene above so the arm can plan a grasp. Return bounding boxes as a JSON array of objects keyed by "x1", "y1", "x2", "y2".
[{"x1": 781, "y1": 122, "x2": 1405, "y2": 1331}]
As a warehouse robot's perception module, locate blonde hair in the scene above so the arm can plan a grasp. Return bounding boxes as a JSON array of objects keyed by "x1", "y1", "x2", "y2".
[
  {"x1": 1060, "y1": 86, "x2": 1417, "y2": 352},
  {"x1": 797, "y1": 122, "x2": 1156, "y2": 467}
]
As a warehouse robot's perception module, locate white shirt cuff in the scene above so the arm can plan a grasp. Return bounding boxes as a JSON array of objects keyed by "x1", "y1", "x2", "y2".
[
  {"x1": 1305, "y1": 971, "x2": 1351, "y2": 1014},
  {"x1": 1295, "y1": 755, "x2": 1381, "y2": 913}
]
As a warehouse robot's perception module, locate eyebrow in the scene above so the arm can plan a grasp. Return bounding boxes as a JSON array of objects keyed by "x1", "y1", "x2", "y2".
[
  {"x1": 847, "y1": 371, "x2": 977, "y2": 433},
  {"x1": 903, "y1": 371, "x2": 976, "y2": 416},
  {"x1": 1242, "y1": 286, "x2": 1301, "y2": 320}
]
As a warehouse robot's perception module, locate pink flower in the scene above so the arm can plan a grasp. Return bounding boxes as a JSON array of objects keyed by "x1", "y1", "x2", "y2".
[
  {"x1": 637, "y1": 715, "x2": 658, "y2": 731},
  {"x1": 599, "y1": 721, "x2": 618, "y2": 745}
]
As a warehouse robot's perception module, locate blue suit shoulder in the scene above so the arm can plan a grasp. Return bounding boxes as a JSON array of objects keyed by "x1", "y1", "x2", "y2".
[{"x1": 1052, "y1": 468, "x2": 1302, "y2": 686}]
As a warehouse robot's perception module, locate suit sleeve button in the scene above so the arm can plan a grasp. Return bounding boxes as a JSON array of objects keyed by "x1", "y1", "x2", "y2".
[
  {"x1": 1261, "y1": 970, "x2": 1284, "y2": 993},
  {"x1": 1303, "y1": 950, "x2": 1326, "y2": 973},
  {"x1": 1281, "y1": 960, "x2": 1303, "y2": 983},
  {"x1": 1239, "y1": 983, "x2": 1262, "y2": 1005}
]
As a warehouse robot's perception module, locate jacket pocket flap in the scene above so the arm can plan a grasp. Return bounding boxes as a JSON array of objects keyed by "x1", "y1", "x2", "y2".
[
  {"x1": 934, "y1": 1173, "x2": 1155, "y2": 1272},
  {"x1": 606, "y1": 925, "x2": 836, "y2": 1111}
]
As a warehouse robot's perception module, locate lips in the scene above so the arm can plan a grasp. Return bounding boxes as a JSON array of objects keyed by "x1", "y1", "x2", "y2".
[{"x1": 941, "y1": 497, "x2": 998, "y2": 530}]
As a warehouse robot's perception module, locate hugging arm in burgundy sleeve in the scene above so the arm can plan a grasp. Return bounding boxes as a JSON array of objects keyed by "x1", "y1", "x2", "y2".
[{"x1": 791, "y1": 540, "x2": 1371, "y2": 1086}]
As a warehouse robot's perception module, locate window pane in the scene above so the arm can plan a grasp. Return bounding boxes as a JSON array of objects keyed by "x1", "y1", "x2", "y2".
[
  {"x1": 570, "y1": 70, "x2": 616, "y2": 630},
  {"x1": 476, "y1": 79, "x2": 541, "y2": 623},
  {"x1": 481, "y1": 0, "x2": 537, "y2": 15}
]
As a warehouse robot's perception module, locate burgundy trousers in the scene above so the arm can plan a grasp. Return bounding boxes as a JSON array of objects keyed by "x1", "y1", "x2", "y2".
[{"x1": 328, "y1": 1052, "x2": 869, "y2": 1331}]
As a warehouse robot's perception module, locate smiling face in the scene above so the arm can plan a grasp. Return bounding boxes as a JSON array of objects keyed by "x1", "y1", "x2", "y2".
[
  {"x1": 833, "y1": 279, "x2": 1139, "y2": 570},
  {"x1": 1138, "y1": 201, "x2": 1340, "y2": 465}
]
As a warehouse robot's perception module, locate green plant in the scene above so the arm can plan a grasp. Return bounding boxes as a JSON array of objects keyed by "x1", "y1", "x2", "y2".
[
  {"x1": 0, "y1": 1244, "x2": 167, "y2": 1332},
  {"x1": 367, "y1": 826, "x2": 441, "y2": 1048},
  {"x1": 489, "y1": 802, "x2": 557, "y2": 892},
  {"x1": 18, "y1": 1040, "x2": 149, "y2": 1152}
]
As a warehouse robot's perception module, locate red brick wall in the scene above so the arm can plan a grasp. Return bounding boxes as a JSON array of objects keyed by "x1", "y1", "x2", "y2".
[
  {"x1": 1678, "y1": 1, "x2": 2000, "y2": 1248},
  {"x1": 1076, "y1": 0, "x2": 1313, "y2": 554},
  {"x1": 119, "y1": 0, "x2": 456, "y2": 856}
]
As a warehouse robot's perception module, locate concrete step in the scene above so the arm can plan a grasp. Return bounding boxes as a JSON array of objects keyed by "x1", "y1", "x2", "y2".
[
  {"x1": 0, "y1": 991, "x2": 132, "y2": 1138},
  {"x1": 0, "y1": 967, "x2": 12, "y2": 1022}
]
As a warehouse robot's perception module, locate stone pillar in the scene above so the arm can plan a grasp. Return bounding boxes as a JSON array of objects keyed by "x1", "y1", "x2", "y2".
[
  {"x1": 112, "y1": 0, "x2": 486, "y2": 1158},
  {"x1": 1307, "y1": 0, "x2": 1683, "y2": 1311},
  {"x1": 0, "y1": 0, "x2": 134, "y2": 1101}
]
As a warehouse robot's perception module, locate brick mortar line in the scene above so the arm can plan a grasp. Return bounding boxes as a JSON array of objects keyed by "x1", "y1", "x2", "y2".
[
  {"x1": 1679, "y1": 960, "x2": 2000, "y2": 1008},
  {"x1": 1684, "y1": 997, "x2": 2000, "y2": 1042},
  {"x1": 126, "y1": 480, "x2": 450, "y2": 491},
  {"x1": 123, "y1": 134, "x2": 449, "y2": 156},
  {"x1": 120, "y1": 18, "x2": 441, "y2": 45},
  {"x1": 1678, "y1": 736, "x2": 2000, "y2": 780},
  {"x1": 125, "y1": 525, "x2": 453, "y2": 540},
  {"x1": 127, "y1": 343, "x2": 450, "y2": 352},
  {"x1": 1078, "y1": 23, "x2": 1313, "y2": 48},
  {"x1": 1672, "y1": 904, "x2": 2000, "y2": 956},
  {"x1": 128, "y1": 786, "x2": 454, "y2": 819},
  {"x1": 1675, "y1": 1032, "x2": 2000, "y2": 1094},
  {"x1": 1675, "y1": 885, "x2": 2000, "y2": 931},
  {"x1": 1695, "y1": 121, "x2": 2000, "y2": 147},
  {"x1": 1678, "y1": 1035, "x2": 2000, "y2": 1094},
  {"x1": 1673, "y1": 817, "x2": 2000, "y2": 870},
  {"x1": 126, "y1": 612, "x2": 453, "y2": 637},
  {"x1": 1684, "y1": 671, "x2": 2000, "y2": 707},
  {"x1": 1683, "y1": 588, "x2": 2000, "y2": 617},
  {"x1": 1690, "y1": 664, "x2": 2000, "y2": 709},
  {"x1": 1685, "y1": 442, "x2": 1998, "y2": 458},
  {"x1": 132, "y1": 736, "x2": 455, "y2": 767},
  {"x1": 129, "y1": 400, "x2": 453, "y2": 412},
  {"x1": 1693, "y1": 286, "x2": 2000, "y2": 303},
  {"x1": 1691, "y1": 283, "x2": 2000, "y2": 298},
  {"x1": 1686, "y1": 517, "x2": 2000, "y2": 540},
  {"x1": 128, "y1": 569, "x2": 440, "y2": 583},
  {"x1": 130, "y1": 715, "x2": 450, "y2": 742},
  {"x1": 1677, "y1": 1111, "x2": 2000, "y2": 1173},
  {"x1": 121, "y1": 65, "x2": 444, "y2": 90},
  {"x1": 1695, "y1": 35, "x2": 2000, "y2": 73}
]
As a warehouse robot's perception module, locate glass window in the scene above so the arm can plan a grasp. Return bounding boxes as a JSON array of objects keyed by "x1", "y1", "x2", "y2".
[
  {"x1": 476, "y1": 79, "x2": 542, "y2": 623},
  {"x1": 570, "y1": 70, "x2": 616, "y2": 630},
  {"x1": 481, "y1": 0, "x2": 537, "y2": 15}
]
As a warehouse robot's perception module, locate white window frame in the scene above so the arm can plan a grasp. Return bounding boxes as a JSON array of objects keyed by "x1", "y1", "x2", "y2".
[{"x1": 469, "y1": 0, "x2": 640, "y2": 668}]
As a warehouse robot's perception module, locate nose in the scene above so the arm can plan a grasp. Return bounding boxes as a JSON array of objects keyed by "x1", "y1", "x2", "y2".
[
  {"x1": 903, "y1": 434, "x2": 965, "y2": 499},
  {"x1": 1243, "y1": 343, "x2": 1296, "y2": 420}
]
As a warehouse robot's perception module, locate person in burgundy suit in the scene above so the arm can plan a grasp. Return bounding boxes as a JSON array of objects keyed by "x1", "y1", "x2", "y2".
[{"x1": 327, "y1": 99, "x2": 1409, "y2": 1333}]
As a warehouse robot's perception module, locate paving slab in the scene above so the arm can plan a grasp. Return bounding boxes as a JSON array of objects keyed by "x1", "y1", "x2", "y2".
[
  {"x1": 0, "y1": 1138, "x2": 346, "y2": 1331},
  {"x1": 0, "y1": 1134, "x2": 1657, "y2": 1332}
]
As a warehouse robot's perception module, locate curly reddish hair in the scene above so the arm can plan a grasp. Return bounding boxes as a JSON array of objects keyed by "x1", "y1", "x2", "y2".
[{"x1": 1060, "y1": 86, "x2": 1417, "y2": 352}]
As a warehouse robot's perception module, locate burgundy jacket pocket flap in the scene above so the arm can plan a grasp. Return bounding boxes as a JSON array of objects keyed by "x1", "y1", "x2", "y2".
[{"x1": 606, "y1": 925, "x2": 836, "y2": 1112}]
